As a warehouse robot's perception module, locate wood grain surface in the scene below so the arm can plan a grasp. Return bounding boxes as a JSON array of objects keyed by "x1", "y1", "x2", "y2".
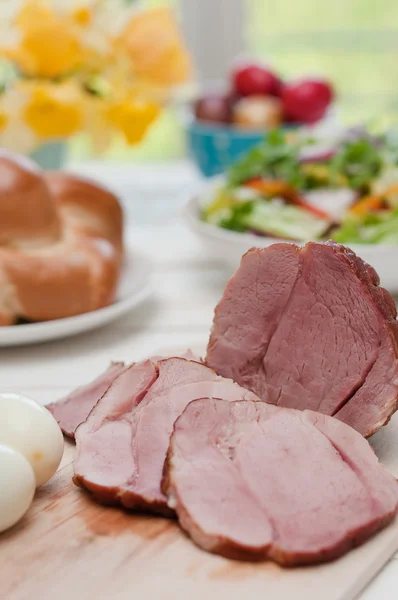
[{"x1": 1, "y1": 414, "x2": 398, "y2": 600}]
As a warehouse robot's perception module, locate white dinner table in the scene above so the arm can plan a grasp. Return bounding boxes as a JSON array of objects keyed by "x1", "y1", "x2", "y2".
[{"x1": 0, "y1": 159, "x2": 397, "y2": 599}]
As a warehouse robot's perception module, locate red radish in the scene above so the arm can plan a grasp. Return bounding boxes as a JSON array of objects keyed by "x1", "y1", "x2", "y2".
[
  {"x1": 232, "y1": 64, "x2": 282, "y2": 97},
  {"x1": 282, "y1": 79, "x2": 334, "y2": 123},
  {"x1": 194, "y1": 94, "x2": 232, "y2": 124}
]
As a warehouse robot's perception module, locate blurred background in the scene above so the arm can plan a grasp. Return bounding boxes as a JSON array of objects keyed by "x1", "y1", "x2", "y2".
[
  {"x1": 77, "y1": 0, "x2": 398, "y2": 161},
  {"x1": 2, "y1": 0, "x2": 398, "y2": 160},
  {"x1": 1, "y1": 0, "x2": 398, "y2": 223}
]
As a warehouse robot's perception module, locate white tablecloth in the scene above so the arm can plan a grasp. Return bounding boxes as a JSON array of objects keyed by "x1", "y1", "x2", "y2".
[{"x1": 1, "y1": 160, "x2": 397, "y2": 599}]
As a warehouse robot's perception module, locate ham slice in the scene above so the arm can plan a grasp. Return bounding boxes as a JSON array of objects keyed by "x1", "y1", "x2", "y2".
[
  {"x1": 73, "y1": 358, "x2": 260, "y2": 515},
  {"x1": 164, "y1": 398, "x2": 398, "y2": 565},
  {"x1": 47, "y1": 350, "x2": 201, "y2": 438},
  {"x1": 206, "y1": 242, "x2": 398, "y2": 437},
  {"x1": 47, "y1": 362, "x2": 125, "y2": 438},
  {"x1": 73, "y1": 360, "x2": 158, "y2": 505}
]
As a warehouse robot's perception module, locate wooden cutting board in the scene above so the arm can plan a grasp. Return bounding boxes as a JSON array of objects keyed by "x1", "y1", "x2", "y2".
[
  {"x1": 0, "y1": 414, "x2": 398, "y2": 600},
  {"x1": 1, "y1": 413, "x2": 398, "y2": 600}
]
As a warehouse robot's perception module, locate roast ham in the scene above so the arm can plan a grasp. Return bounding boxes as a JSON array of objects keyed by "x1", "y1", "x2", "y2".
[
  {"x1": 164, "y1": 398, "x2": 398, "y2": 565},
  {"x1": 206, "y1": 242, "x2": 398, "y2": 437},
  {"x1": 47, "y1": 350, "x2": 200, "y2": 438},
  {"x1": 47, "y1": 362, "x2": 126, "y2": 438},
  {"x1": 73, "y1": 358, "x2": 259, "y2": 514},
  {"x1": 48, "y1": 240, "x2": 398, "y2": 566},
  {"x1": 73, "y1": 360, "x2": 158, "y2": 506}
]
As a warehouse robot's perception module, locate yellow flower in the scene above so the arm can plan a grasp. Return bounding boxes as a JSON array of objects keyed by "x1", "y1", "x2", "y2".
[
  {"x1": 9, "y1": 0, "x2": 83, "y2": 78},
  {"x1": 0, "y1": 111, "x2": 8, "y2": 132},
  {"x1": 106, "y1": 97, "x2": 160, "y2": 145},
  {"x1": 72, "y1": 6, "x2": 93, "y2": 28},
  {"x1": 23, "y1": 83, "x2": 83, "y2": 139},
  {"x1": 118, "y1": 7, "x2": 191, "y2": 86},
  {"x1": 14, "y1": 0, "x2": 53, "y2": 30},
  {"x1": 0, "y1": 1, "x2": 191, "y2": 150}
]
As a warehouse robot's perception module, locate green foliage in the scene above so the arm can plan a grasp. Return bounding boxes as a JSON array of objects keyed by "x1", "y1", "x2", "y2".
[
  {"x1": 227, "y1": 130, "x2": 305, "y2": 188},
  {"x1": 329, "y1": 138, "x2": 383, "y2": 191},
  {"x1": 333, "y1": 208, "x2": 398, "y2": 244},
  {"x1": 217, "y1": 202, "x2": 254, "y2": 232}
]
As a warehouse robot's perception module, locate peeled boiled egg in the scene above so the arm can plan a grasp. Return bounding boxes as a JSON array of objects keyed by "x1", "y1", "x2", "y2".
[
  {"x1": 0, "y1": 444, "x2": 35, "y2": 533},
  {"x1": 0, "y1": 393, "x2": 64, "y2": 487}
]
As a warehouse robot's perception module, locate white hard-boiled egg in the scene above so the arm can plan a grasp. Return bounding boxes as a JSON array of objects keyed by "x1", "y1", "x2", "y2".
[
  {"x1": 0, "y1": 444, "x2": 35, "y2": 533},
  {"x1": 0, "y1": 393, "x2": 64, "y2": 487}
]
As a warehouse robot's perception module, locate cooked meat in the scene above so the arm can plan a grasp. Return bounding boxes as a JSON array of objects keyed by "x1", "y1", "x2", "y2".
[
  {"x1": 47, "y1": 362, "x2": 126, "y2": 438},
  {"x1": 73, "y1": 358, "x2": 260, "y2": 515},
  {"x1": 206, "y1": 242, "x2": 398, "y2": 437},
  {"x1": 164, "y1": 398, "x2": 398, "y2": 565},
  {"x1": 73, "y1": 360, "x2": 158, "y2": 506},
  {"x1": 47, "y1": 350, "x2": 201, "y2": 438}
]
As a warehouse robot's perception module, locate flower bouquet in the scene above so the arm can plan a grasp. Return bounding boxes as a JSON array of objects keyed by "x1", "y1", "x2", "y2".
[{"x1": 0, "y1": 0, "x2": 191, "y2": 166}]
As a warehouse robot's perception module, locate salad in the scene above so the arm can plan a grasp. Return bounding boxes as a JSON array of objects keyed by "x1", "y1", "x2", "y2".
[{"x1": 201, "y1": 128, "x2": 398, "y2": 245}]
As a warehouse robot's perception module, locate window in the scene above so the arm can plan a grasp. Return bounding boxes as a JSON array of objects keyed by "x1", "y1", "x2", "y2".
[{"x1": 246, "y1": 0, "x2": 398, "y2": 125}]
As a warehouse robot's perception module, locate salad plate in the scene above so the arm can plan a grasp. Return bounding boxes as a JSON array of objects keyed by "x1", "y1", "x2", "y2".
[
  {"x1": 0, "y1": 246, "x2": 153, "y2": 347},
  {"x1": 184, "y1": 129, "x2": 398, "y2": 292},
  {"x1": 184, "y1": 188, "x2": 398, "y2": 292}
]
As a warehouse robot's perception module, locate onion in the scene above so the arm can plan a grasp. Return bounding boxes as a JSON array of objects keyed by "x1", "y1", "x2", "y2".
[{"x1": 299, "y1": 147, "x2": 336, "y2": 164}]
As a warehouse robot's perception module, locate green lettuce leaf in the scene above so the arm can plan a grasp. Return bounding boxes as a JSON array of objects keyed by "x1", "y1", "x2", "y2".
[
  {"x1": 203, "y1": 196, "x2": 329, "y2": 241},
  {"x1": 227, "y1": 130, "x2": 305, "y2": 189},
  {"x1": 329, "y1": 138, "x2": 383, "y2": 191},
  {"x1": 243, "y1": 201, "x2": 329, "y2": 240},
  {"x1": 332, "y1": 208, "x2": 398, "y2": 244}
]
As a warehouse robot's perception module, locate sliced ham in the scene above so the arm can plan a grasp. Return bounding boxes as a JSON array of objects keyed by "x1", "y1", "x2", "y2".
[
  {"x1": 73, "y1": 358, "x2": 260, "y2": 515},
  {"x1": 47, "y1": 361, "x2": 125, "y2": 438},
  {"x1": 73, "y1": 360, "x2": 158, "y2": 505},
  {"x1": 47, "y1": 350, "x2": 201, "y2": 438},
  {"x1": 164, "y1": 398, "x2": 398, "y2": 565},
  {"x1": 206, "y1": 242, "x2": 398, "y2": 437}
]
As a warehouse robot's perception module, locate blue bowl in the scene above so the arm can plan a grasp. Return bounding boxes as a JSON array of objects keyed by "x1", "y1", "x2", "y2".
[{"x1": 186, "y1": 119, "x2": 298, "y2": 178}]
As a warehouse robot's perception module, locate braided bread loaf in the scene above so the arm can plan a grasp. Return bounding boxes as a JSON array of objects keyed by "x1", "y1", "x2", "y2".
[{"x1": 0, "y1": 151, "x2": 123, "y2": 326}]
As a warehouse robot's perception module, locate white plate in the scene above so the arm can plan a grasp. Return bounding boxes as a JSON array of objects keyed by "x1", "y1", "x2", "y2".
[
  {"x1": 183, "y1": 177, "x2": 398, "y2": 293},
  {"x1": 0, "y1": 246, "x2": 153, "y2": 347}
]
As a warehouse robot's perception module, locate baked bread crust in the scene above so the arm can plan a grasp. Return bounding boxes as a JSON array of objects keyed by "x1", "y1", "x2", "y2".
[{"x1": 0, "y1": 152, "x2": 123, "y2": 325}]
